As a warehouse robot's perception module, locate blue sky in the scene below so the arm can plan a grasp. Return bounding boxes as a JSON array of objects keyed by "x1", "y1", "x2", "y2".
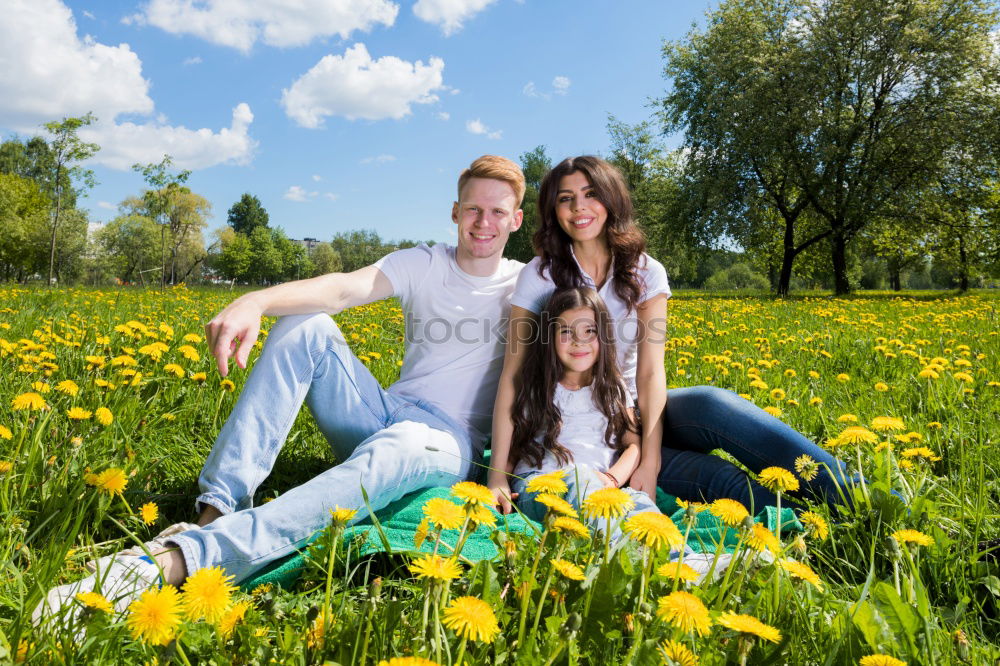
[{"x1": 1, "y1": 0, "x2": 714, "y2": 244}]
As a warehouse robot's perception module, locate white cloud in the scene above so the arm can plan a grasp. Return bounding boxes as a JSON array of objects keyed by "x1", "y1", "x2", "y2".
[
  {"x1": 130, "y1": 0, "x2": 398, "y2": 53},
  {"x1": 523, "y1": 76, "x2": 571, "y2": 100},
  {"x1": 80, "y1": 103, "x2": 257, "y2": 170},
  {"x1": 522, "y1": 81, "x2": 541, "y2": 98},
  {"x1": 82, "y1": 9, "x2": 94, "y2": 19},
  {"x1": 552, "y1": 76, "x2": 571, "y2": 95},
  {"x1": 413, "y1": 0, "x2": 498, "y2": 36},
  {"x1": 361, "y1": 154, "x2": 396, "y2": 164},
  {"x1": 0, "y1": 0, "x2": 256, "y2": 171},
  {"x1": 183, "y1": 56, "x2": 203, "y2": 66},
  {"x1": 97, "y1": 201, "x2": 116, "y2": 210},
  {"x1": 435, "y1": 111, "x2": 450, "y2": 121},
  {"x1": 284, "y1": 185, "x2": 312, "y2": 202},
  {"x1": 466, "y1": 118, "x2": 501, "y2": 140},
  {"x1": 323, "y1": 192, "x2": 338, "y2": 201},
  {"x1": 281, "y1": 43, "x2": 445, "y2": 127},
  {"x1": 311, "y1": 174, "x2": 322, "y2": 181}
]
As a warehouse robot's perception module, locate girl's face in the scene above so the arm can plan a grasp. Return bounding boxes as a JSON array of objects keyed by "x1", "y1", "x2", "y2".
[
  {"x1": 555, "y1": 171, "x2": 608, "y2": 245},
  {"x1": 554, "y1": 306, "x2": 600, "y2": 382}
]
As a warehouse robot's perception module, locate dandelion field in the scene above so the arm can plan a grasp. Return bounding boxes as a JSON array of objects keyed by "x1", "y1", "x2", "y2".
[{"x1": 2, "y1": 285, "x2": 1000, "y2": 665}]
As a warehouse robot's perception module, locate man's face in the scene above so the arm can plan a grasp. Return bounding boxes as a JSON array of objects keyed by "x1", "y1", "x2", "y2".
[{"x1": 452, "y1": 177, "x2": 523, "y2": 262}]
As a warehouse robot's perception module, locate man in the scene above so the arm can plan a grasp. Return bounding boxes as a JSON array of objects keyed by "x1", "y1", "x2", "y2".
[{"x1": 35, "y1": 155, "x2": 526, "y2": 621}]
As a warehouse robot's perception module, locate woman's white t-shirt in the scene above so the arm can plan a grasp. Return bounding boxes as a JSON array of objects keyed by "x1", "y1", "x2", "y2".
[
  {"x1": 512, "y1": 383, "x2": 633, "y2": 477},
  {"x1": 509, "y1": 250, "x2": 671, "y2": 398}
]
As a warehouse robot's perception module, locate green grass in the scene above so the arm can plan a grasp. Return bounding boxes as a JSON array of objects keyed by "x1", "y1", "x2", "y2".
[{"x1": 1, "y1": 285, "x2": 999, "y2": 664}]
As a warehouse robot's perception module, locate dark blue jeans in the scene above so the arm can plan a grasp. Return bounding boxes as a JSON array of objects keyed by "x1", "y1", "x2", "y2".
[{"x1": 657, "y1": 386, "x2": 854, "y2": 514}]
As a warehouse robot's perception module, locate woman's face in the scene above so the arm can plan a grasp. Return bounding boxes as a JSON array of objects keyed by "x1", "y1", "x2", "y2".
[{"x1": 554, "y1": 171, "x2": 608, "y2": 245}]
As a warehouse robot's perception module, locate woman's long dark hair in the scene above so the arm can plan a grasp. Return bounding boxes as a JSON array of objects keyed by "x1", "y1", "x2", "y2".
[
  {"x1": 510, "y1": 287, "x2": 639, "y2": 471},
  {"x1": 534, "y1": 156, "x2": 647, "y2": 312}
]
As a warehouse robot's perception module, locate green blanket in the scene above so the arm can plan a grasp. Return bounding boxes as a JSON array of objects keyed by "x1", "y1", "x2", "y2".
[{"x1": 240, "y1": 486, "x2": 800, "y2": 591}]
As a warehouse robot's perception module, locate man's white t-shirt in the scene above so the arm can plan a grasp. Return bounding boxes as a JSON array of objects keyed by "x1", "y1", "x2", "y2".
[
  {"x1": 512, "y1": 383, "x2": 632, "y2": 477},
  {"x1": 374, "y1": 243, "x2": 523, "y2": 444},
  {"x1": 509, "y1": 250, "x2": 671, "y2": 398}
]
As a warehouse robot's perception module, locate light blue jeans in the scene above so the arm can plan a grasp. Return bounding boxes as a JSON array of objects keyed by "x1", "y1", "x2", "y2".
[
  {"x1": 169, "y1": 314, "x2": 479, "y2": 583},
  {"x1": 512, "y1": 464, "x2": 660, "y2": 545}
]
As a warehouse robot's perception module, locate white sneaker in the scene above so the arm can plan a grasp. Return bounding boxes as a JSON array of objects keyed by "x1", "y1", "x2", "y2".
[
  {"x1": 33, "y1": 555, "x2": 161, "y2": 627},
  {"x1": 84, "y1": 522, "x2": 196, "y2": 573},
  {"x1": 676, "y1": 552, "x2": 735, "y2": 584}
]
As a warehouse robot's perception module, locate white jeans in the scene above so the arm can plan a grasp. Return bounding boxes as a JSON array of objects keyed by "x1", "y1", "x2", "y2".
[{"x1": 170, "y1": 314, "x2": 479, "y2": 583}]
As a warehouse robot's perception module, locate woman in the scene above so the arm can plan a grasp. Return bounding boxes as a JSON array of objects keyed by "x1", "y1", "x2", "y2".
[{"x1": 488, "y1": 155, "x2": 853, "y2": 515}]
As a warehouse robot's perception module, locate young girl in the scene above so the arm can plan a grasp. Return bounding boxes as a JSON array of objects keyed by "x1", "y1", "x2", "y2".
[{"x1": 506, "y1": 286, "x2": 659, "y2": 532}]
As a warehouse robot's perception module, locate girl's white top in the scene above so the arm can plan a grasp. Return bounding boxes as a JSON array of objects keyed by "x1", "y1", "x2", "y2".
[
  {"x1": 510, "y1": 250, "x2": 670, "y2": 399},
  {"x1": 513, "y1": 383, "x2": 632, "y2": 477}
]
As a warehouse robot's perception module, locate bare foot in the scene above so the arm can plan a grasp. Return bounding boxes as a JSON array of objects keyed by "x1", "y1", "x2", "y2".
[{"x1": 197, "y1": 504, "x2": 224, "y2": 527}]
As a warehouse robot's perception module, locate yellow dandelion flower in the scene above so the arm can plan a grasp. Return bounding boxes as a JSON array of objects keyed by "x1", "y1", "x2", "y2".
[
  {"x1": 918, "y1": 368, "x2": 939, "y2": 379},
  {"x1": 746, "y1": 523, "x2": 781, "y2": 553},
  {"x1": 535, "y1": 493, "x2": 579, "y2": 518},
  {"x1": 655, "y1": 590, "x2": 712, "y2": 637},
  {"x1": 67, "y1": 407, "x2": 92, "y2": 421},
  {"x1": 329, "y1": 506, "x2": 358, "y2": 525},
  {"x1": 900, "y1": 447, "x2": 941, "y2": 462},
  {"x1": 218, "y1": 600, "x2": 251, "y2": 638},
  {"x1": 95, "y1": 407, "x2": 113, "y2": 426},
  {"x1": 758, "y1": 467, "x2": 799, "y2": 493},
  {"x1": 85, "y1": 355, "x2": 106, "y2": 369},
  {"x1": 871, "y1": 416, "x2": 905, "y2": 432},
  {"x1": 763, "y1": 406, "x2": 783, "y2": 418},
  {"x1": 190, "y1": 372, "x2": 207, "y2": 383},
  {"x1": 552, "y1": 516, "x2": 590, "y2": 539},
  {"x1": 12, "y1": 392, "x2": 47, "y2": 411},
  {"x1": 163, "y1": 363, "x2": 184, "y2": 377},
  {"x1": 0, "y1": 425, "x2": 11, "y2": 440},
  {"x1": 927, "y1": 421, "x2": 942, "y2": 429},
  {"x1": 183, "y1": 333, "x2": 202, "y2": 343},
  {"x1": 178, "y1": 345, "x2": 200, "y2": 362},
  {"x1": 581, "y1": 487, "x2": 634, "y2": 521},
  {"x1": 31, "y1": 381, "x2": 50, "y2": 393},
  {"x1": 808, "y1": 370, "x2": 820, "y2": 379},
  {"x1": 422, "y1": 497, "x2": 465, "y2": 530},
  {"x1": 953, "y1": 371, "x2": 974, "y2": 384},
  {"x1": 809, "y1": 397, "x2": 823, "y2": 406},
  {"x1": 111, "y1": 355, "x2": 138, "y2": 367},
  {"x1": 126, "y1": 584, "x2": 184, "y2": 646},
  {"x1": 220, "y1": 379, "x2": 235, "y2": 392},
  {"x1": 770, "y1": 388, "x2": 786, "y2": 401},
  {"x1": 837, "y1": 413, "x2": 858, "y2": 423},
  {"x1": 800, "y1": 511, "x2": 829, "y2": 541},
  {"x1": 466, "y1": 503, "x2": 497, "y2": 527},
  {"x1": 716, "y1": 611, "x2": 781, "y2": 643},
  {"x1": 182, "y1": 566, "x2": 237, "y2": 623},
  {"x1": 55, "y1": 380, "x2": 80, "y2": 396},
  {"x1": 836, "y1": 373, "x2": 850, "y2": 383},
  {"x1": 551, "y1": 558, "x2": 586, "y2": 581},
  {"x1": 859, "y1": 655, "x2": 907, "y2": 666},
  {"x1": 409, "y1": 554, "x2": 463, "y2": 581},
  {"x1": 656, "y1": 560, "x2": 702, "y2": 583},
  {"x1": 659, "y1": 640, "x2": 699, "y2": 666},
  {"x1": 94, "y1": 468, "x2": 128, "y2": 496},
  {"x1": 377, "y1": 658, "x2": 442, "y2": 666},
  {"x1": 451, "y1": 481, "x2": 494, "y2": 506},
  {"x1": 709, "y1": 498, "x2": 749, "y2": 527},
  {"x1": 778, "y1": 558, "x2": 824, "y2": 590},
  {"x1": 0, "y1": 461, "x2": 12, "y2": 475},
  {"x1": 526, "y1": 469, "x2": 569, "y2": 495},
  {"x1": 838, "y1": 426, "x2": 879, "y2": 446},
  {"x1": 623, "y1": 512, "x2": 684, "y2": 551},
  {"x1": 794, "y1": 455, "x2": 819, "y2": 482},
  {"x1": 874, "y1": 382, "x2": 889, "y2": 392},
  {"x1": 140, "y1": 502, "x2": 159, "y2": 525},
  {"x1": 784, "y1": 369, "x2": 797, "y2": 378},
  {"x1": 892, "y1": 529, "x2": 933, "y2": 547},
  {"x1": 414, "y1": 517, "x2": 430, "y2": 549},
  {"x1": 749, "y1": 379, "x2": 769, "y2": 390},
  {"x1": 75, "y1": 591, "x2": 113, "y2": 614}
]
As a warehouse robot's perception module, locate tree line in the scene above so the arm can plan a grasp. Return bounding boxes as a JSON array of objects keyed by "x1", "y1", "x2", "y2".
[{"x1": 2, "y1": 0, "x2": 998, "y2": 293}]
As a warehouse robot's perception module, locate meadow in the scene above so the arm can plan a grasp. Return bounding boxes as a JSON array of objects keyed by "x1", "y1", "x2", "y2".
[{"x1": 2, "y1": 285, "x2": 999, "y2": 665}]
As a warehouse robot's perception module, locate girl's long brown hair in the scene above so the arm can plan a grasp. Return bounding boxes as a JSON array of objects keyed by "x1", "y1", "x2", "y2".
[
  {"x1": 510, "y1": 287, "x2": 639, "y2": 471},
  {"x1": 534, "y1": 156, "x2": 647, "y2": 312}
]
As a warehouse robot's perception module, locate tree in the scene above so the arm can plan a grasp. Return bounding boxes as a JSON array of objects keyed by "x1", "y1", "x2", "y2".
[
  {"x1": 330, "y1": 230, "x2": 388, "y2": 273},
  {"x1": 132, "y1": 156, "x2": 192, "y2": 287},
  {"x1": 505, "y1": 146, "x2": 551, "y2": 264},
  {"x1": 247, "y1": 226, "x2": 283, "y2": 284},
  {"x1": 662, "y1": 0, "x2": 1000, "y2": 295},
  {"x1": 41, "y1": 114, "x2": 99, "y2": 285},
  {"x1": 96, "y1": 213, "x2": 160, "y2": 284},
  {"x1": 0, "y1": 172, "x2": 48, "y2": 281},
  {"x1": 227, "y1": 193, "x2": 269, "y2": 235},
  {"x1": 309, "y1": 242, "x2": 342, "y2": 276},
  {"x1": 212, "y1": 227, "x2": 253, "y2": 282}
]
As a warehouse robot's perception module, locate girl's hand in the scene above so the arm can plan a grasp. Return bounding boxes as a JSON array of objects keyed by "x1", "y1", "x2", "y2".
[
  {"x1": 597, "y1": 470, "x2": 619, "y2": 488},
  {"x1": 629, "y1": 461, "x2": 658, "y2": 500},
  {"x1": 490, "y1": 482, "x2": 518, "y2": 514}
]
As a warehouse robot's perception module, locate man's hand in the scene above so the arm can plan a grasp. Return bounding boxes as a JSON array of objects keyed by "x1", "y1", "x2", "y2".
[
  {"x1": 489, "y1": 481, "x2": 518, "y2": 515},
  {"x1": 205, "y1": 295, "x2": 264, "y2": 377},
  {"x1": 629, "y1": 460, "x2": 659, "y2": 501}
]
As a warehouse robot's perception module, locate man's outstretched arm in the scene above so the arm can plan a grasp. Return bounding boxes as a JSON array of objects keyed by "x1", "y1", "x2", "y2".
[{"x1": 205, "y1": 266, "x2": 393, "y2": 377}]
